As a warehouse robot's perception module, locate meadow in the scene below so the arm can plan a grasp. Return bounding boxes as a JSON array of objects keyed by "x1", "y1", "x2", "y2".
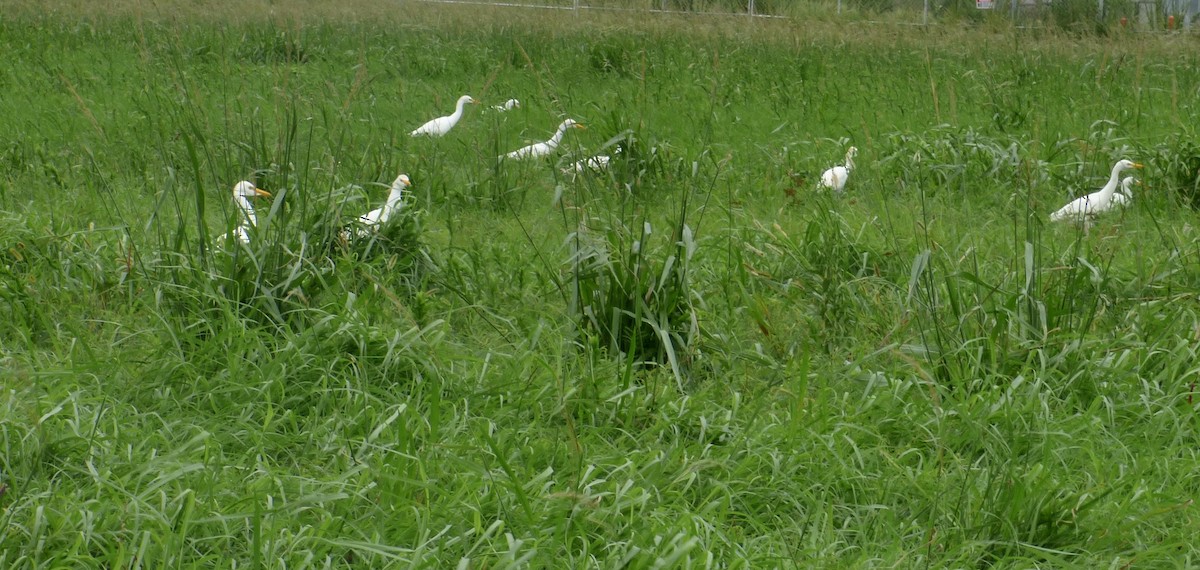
[{"x1": 3, "y1": 0, "x2": 1200, "y2": 566}]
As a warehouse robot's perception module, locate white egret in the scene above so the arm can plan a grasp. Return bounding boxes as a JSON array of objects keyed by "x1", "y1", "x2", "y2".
[
  {"x1": 351, "y1": 174, "x2": 412, "y2": 237},
  {"x1": 502, "y1": 119, "x2": 585, "y2": 160},
  {"x1": 1109, "y1": 176, "x2": 1139, "y2": 209},
  {"x1": 228, "y1": 180, "x2": 271, "y2": 245},
  {"x1": 410, "y1": 95, "x2": 477, "y2": 137},
  {"x1": 819, "y1": 146, "x2": 857, "y2": 193},
  {"x1": 1049, "y1": 159, "x2": 1143, "y2": 222},
  {"x1": 493, "y1": 99, "x2": 520, "y2": 112},
  {"x1": 565, "y1": 154, "x2": 611, "y2": 174}
]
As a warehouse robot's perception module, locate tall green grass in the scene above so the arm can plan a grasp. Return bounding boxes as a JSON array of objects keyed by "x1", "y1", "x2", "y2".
[{"x1": 1, "y1": 2, "x2": 1200, "y2": 567}]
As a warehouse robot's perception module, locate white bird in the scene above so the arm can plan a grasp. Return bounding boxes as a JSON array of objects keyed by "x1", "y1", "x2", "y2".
[
  {"x1": 228, "y1": 180, "x2": 271, "y2": 245},
  {"x1": 410, "y1": 95, "x2": 477, "y2": 137},
  {"x1": 493, "y1": 99, "x2": 520, "y2": 112},
  {"x1": 565, "y1": 154, "x2": 611, "y2": 174},
  {"x1": 1050, "y1": 159, "x2": 1144, "y2": 222},
  {"x1": 1108, "y1": 176, "x2": 1139, "y2": 209},
  {"x1": 352, "y1": 174, "x2": 411, "y2": 237},
  {"x1": 502, "y1": 119, "x2": 586, "y2": 160},
  {"x1": 819, "y1": 146, "x2": 857, "y2": 193}
]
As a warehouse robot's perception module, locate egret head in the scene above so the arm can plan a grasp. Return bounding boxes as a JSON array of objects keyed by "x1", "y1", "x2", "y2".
[
  {"x1": 233, "y1": 181, "x2": 271, "y2": 199},
  {"x1": 847, "y1": 146, "x2": 859, "y2": 158},
  {"x1": 461, "y1": 95, "x2": 478, "y2": 105},
  {"x1": 1116, "y1": 159, "x2": 1143, "y2": 171},
  {"x1": 561, "y1": 119, "x2": 585, "y2": 131},
  {"x1": 393, "y1": 174, "x2": 412, "y2": 189}
]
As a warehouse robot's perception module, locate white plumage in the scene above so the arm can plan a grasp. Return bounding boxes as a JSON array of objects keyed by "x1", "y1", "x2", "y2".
[
  {"x1": 411, "y1": 95, "x2": 477, "y2": 137},
  {"x1": 502, "y1": 119, "x2": 585, "y2": 160},
  {"x1": 493, "y1": 99, "x2": 520, "y2": 112},
  {"x1": 229, "y1": 180, "x2": 271, "y2": 245},
  {"x1": 1108, "y1": 176, "x2": 1139, "y2": 209},
  {"x1": 1050, "y1": 159, "x2": 1143, "y2": 222},
  {"x1": 566, "y1": 154, "x2": 611, "y2": 173},
  {"x1": 353, "y1": 174, "x2": 411, "y2": 236},
  {"x1": 819, "y1": 146, "x2": 857, "y2": 193}
]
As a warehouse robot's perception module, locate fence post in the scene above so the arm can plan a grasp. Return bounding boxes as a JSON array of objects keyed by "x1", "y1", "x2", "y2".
[
  {"x1": 838, "y1": 0, "x2": 842, "y2": 14},
  {"x1": 923, "y1": 0, "x2": 929, "y2": 24},
  {"x1": 749, "y1": 0, "x2": 756, "y2": 16}
]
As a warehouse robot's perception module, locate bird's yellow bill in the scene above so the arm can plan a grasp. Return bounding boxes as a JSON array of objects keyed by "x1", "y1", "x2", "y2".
[
  {"x1": 254, "y1": 188, "x2": 272, "y2": 198},
  {"x1": 574, "y1": 124, "x2": 587, "y2": 130},
  {"x1": 1133, "y1": 163, "x2": 1144, "y2": 169}
]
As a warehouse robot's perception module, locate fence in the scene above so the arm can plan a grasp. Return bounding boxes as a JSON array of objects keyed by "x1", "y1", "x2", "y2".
[{"x1": 413, "y1": 0, "x2": 1200, "y2": 29}]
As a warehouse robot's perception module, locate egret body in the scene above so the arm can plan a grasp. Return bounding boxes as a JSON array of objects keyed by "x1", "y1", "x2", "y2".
[
  {"x1": 411, "y1": 95, "x2": 477, "y2": 137},
  {"x1": 820, "y1": 146, "x2": 858, "y2": 193},
  {"x1": 502, "y1": 119, "x2": 585, "y2": 160},
  {"x1": 1050, "y1": 159, "x2": 1144, "y2": 222},
  {"x1": 352, "y1": 174, "x2": 412, "y2": 237},
  {"x1": 230, "y1": 180, "x2": 271, "y2": 245}
]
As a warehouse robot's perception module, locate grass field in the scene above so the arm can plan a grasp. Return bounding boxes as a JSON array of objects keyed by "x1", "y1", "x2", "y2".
[{"x1": 3, "y1": 0, "x2": 1200, "y2": 566}]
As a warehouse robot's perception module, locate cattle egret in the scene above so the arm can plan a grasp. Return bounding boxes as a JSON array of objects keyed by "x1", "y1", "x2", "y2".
[
  {"x1": 411, "y1": 95, "x2": 477, "y2": 137},
  {"x1": 228, "y1": 180, "x2": 271, "y2": 245},
  {"x1": 566, "y1": 154, "x2": 611, "y2": 174},
  {"x1": 502, "y1": 119, "x2": 585, "y2": 160},
  {"x1": 1050, "y1": 159, "x2": 1143, "y2": 222},
  {"x1": 1108, "y1": 176, "x2": 1139, "y2": 209},
  {"x1": 351, "y1": 174, "x2": 411, "y2": 237},
  {"x1": 819, "y1": 146, "x2": 857, "y2": 193},
  {"x1": 493, "y1": 99, "x2": 520, "y2": 112}
]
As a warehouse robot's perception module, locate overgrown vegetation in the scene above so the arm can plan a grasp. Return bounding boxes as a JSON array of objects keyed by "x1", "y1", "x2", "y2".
[{"x1": 2, "y1": 2, "x2": 1200, "y2": 567}]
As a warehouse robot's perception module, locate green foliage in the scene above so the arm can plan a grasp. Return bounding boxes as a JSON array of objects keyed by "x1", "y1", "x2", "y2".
[
  {"x1": 876, "y1": 127, "x2": 1027, "y2": 195},
  {"x1": 567, "y1": 212, "x2": 699, "y2": 384},
  {"x1": 588, "y1": 127, "x2": 672, "y2": 196},
  {"x1": 1152, "y1": 136, "x2": 1200, "y2": 209},
  {"x1": 2, "y1": 4, "x2": 1200, "y2": 568},
  {"x1": 854, "y1": 0, "x2": 897, "y2": 13},
  {"x1": 1050, "y1": 0, "x2": 1105, "y2": 34},
  {"x1": 587, "y1": 36, "x2": 638, "y2": 77},
  {"x1": 235, "y1": 28, "x2": 316, "y2": 64}
]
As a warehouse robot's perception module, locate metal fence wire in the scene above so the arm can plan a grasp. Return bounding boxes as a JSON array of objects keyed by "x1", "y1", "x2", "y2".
[{"x1": 414, "y1": 0, "x2": 1200, "y2": 29}]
